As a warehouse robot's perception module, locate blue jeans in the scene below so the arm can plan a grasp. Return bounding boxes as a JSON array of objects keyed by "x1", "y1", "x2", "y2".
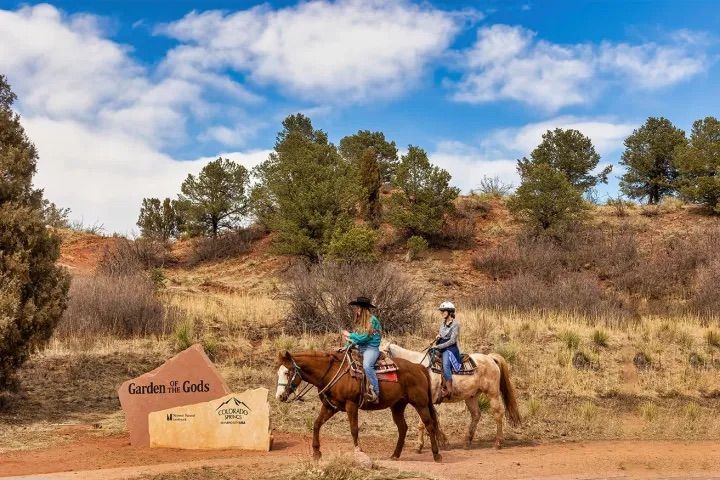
[
  {"x1": 358, "y1": 344, "x2": 380, "y2": 393},
  {"x1": 440, "y1": 344, "x2": 461, "y2": 381},
  {"x1": 442, "y1": 350, "x2": 454, "y2": 381}
]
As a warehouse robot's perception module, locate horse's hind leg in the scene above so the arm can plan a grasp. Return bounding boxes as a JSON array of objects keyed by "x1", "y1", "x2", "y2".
[
  {"x1": 464, "y1": 395, "x2": 481, "y2": 449},
  {"x1": 415, "y1": 419, "x2": 425, "y2": 454},
  {"x1": 312, "y1": 404, "x2": 336, "y2": 460},
  {"x1": 490, "y1": 392, "x2": 505, "y2": 449},
  {"x1": 390, "y1": 402, "x2": 408, "y2": 460},
  {"x1": 413, "y1": 404, "x2": 442, "y2": 462}
]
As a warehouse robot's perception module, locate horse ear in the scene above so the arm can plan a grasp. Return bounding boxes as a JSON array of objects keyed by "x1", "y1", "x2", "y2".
[{"x1": 276, "y1": 350, "x2": 291, "y2": 365}]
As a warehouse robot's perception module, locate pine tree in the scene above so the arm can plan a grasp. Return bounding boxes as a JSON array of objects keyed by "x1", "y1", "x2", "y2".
[
  {"x1": 137, "y1": 197, "x2": 180, "y2": 240},
  {"x1": 518, "y1": 128, "x2": 610, "y2": 192},
  {"x1": 620, "y1": 117, "x2": 687, "y2": 204},
  {"x1": 674, "y1": 116, "x2": 720, "y2": 213},
  {"x1": 0, "y1": 75, "x2": 70, "y2": 389},
  {"x1": 507, "y1": 163, "x2": 587, "y2": 234},
  {"x1": 357, "y1": 147, "x2": 382, "y2": 226},
  {"x1": 251, "y1": 114, "x2": 359, "y2": 260},
  {"x1": 387, "y1": 146, "x2": 459, "y2": 238},
  {"x1": 177, "y1": 157, "x2": 249, "y2": 237},
  {"x1": 339, "y1": 130, "x2": 398, "y2": 182}
]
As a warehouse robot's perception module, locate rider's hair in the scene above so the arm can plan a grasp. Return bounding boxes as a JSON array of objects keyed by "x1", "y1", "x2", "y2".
[{"x1": 356, "y1": 307, "x2": 373, "y2": 333}]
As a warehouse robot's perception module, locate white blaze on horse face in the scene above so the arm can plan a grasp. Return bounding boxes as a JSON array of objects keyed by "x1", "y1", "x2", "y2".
[{"x1": 276, "y1": 365, "x2": 289, "y2": 400}]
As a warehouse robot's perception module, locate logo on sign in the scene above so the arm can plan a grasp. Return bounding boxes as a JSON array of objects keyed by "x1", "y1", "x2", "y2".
[{"x1": 215, "y1": 397, "x2": 251, "y2": 424}]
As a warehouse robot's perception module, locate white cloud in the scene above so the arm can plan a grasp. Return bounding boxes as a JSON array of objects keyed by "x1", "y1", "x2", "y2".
[
  {"x1": 0, "y1": 4, "x2": 267, "y2": 233},
  {"x1": 158, "y1": 0, "x2": 462, "y2": 102},
  {"x1": 453, "y1": 24, "x2": 710, "y2": 111},
  {"x1": 432, "y1": 117, "x2": 634, "y2": 193},
  {"x1": 486, "y1": 116, "x2": 635, "y2": 157},
  {"x1": 431, "y1": 141, "x2": 517, "y2": 194}
]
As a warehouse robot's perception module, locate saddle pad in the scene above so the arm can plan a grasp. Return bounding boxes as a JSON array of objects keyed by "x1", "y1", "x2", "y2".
[
  {"x1": 348, "y1": 349, "x2": 399, "y2": 382},
  {"x1": 430, "y1": 351, "x2": 477, "y2": 376}
]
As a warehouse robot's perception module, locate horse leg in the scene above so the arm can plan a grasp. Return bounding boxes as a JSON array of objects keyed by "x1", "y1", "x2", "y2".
[
  {"x1": 415, "y1": 419, "x2": 425, "y2": 454},
  {"x1": 413, "y1": 404, "x2": 442, "y2": 463},
  {"x1": 464, "y1": 395, "x2": 481, "y2": 449},
  {"x1": 490, "y1": 392, "x2": 505, "y2": 449},
  {"x1": 345, "y1": 401, "x2": 360, "y2": 450},
  {"x1": 312, "y1": 404, "x2": 336, "y2": 460},
  {"x1": 390, "y1": 402, "x2": 408, "y2": 460}
]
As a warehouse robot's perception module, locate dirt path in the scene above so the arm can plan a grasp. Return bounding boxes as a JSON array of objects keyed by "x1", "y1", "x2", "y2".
[{"x1": 2, "y1": 433, "x2": 720, "y2": 480}]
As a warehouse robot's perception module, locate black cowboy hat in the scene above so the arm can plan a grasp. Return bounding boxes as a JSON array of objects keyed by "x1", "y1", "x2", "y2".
[{"x1": 348, "y1": 296, "x2": 376, "y2": 309}]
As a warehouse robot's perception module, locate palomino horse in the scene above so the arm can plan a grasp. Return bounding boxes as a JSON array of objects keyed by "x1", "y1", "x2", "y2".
[
  {"x1": 380, "y1": 341, "x2": 521, "y2": 452},
  {"x1": 275, "y1": 350, "x2": 442, "y2": 462}
]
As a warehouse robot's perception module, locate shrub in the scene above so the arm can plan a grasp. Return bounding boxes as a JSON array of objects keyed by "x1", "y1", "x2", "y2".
[
  {"x1": 282, "y1": 262, "x2": 424, "y2": 334},
  {"x1": 326, "y1": 224, "x2": 379, "y2": 263},
  {"x1": 507, "y1": 163, "x2": 587, "y2": 235},
  {"x1": 405, "y1": 235, "x2": 428, "y2": 261},
  {"x1": 430, "y1": 215, "x2": 475, "y2": 248},
  {"x1": 706, "y1": 329, "x2": 720, "y2": 348},
  {"x1": 56, "y1": 273, "x2": 170, "y2": 339},
  {"x1": 473, "y1": 175, "x2": 513, "y2": 197},
  {"x1": 560, "y1": 330, "x2": 581, "y2": 350},
  {"x1": 0, "y1": 76, "x2": 70, "y2": 389},
  {"x1": 473, "y1": 272, "x2": 635, "y2": 323},
  {"x1": 97, "y1": 237, "x2": 169, "y2": 275},
  {"x1": 526, "y1": 396, "x2": 542, "y2": 417},
  {"x1": 688, "y1": 260, "x2": 720, "y2": 319},
  {"x1": 591, "y1": 329, "x2": 609, "y2": 348},
  {"x1": 189, "y1": 227, "x2": 263, "y2": 265}
]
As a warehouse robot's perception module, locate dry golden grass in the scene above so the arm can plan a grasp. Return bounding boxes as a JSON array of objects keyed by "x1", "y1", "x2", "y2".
[{"x1": 5, "y1": 258, "x2": 720, "y2": 454}]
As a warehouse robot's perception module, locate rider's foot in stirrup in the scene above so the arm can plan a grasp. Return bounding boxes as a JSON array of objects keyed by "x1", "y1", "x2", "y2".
[{"x1": 366, "y1": 385, "x2": 379, "y2": 403}]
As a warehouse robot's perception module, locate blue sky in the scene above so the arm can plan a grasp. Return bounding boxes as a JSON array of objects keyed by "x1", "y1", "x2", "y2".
[{"x1": 1, "y1": 1, "x2": 718, "y2": 233}]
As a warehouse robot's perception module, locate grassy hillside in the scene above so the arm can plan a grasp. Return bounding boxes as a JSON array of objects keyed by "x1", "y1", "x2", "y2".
[{"x1": 2, "y1": 197, "x2": 718, "y2": 453}]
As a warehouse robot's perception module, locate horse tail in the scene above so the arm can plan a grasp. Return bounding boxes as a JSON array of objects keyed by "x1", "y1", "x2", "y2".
[{"x1": 490, "y1": 353, "x2": 522, "y2": 427}]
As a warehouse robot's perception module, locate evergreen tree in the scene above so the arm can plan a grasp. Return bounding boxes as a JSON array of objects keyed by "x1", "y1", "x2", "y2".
[
  {"x1": 674, "y1": 116, "x2": 720, "y2": 213},
  {"x1": 137, "y1": 197, "x2": 181, "y2": 240},
  {"x1": 251, "y1": 114, "x2": 359, "y2": 260},
  {"x1": 507, "y1": 163, "x2": 586, "y2": 234},
  {"x1": 177, "y1": 157, "x2": 249, "y2": 237},
  {"x1": 357, "y1": 147, "x2": 382, "y2": 226},
  {"x1": 339, "y1": 130, "x2": 398, "y2": 182},
  {"x1": 387, "y1": 146, "x2": 459, "y2": 238},
  {"x1": 620, "y1": 117, "x2": 687, "y2": 204},
  {"x1": 518, "y1": 128, "x2": 610, "y2": 192},
  {"x1": 0, "y1": 75, "x2": 70, "y2": 389}
]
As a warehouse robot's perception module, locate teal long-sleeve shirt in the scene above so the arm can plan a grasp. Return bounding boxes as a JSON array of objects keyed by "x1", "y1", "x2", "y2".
[{"x1": 348, "y1": 315, "x2": 382, "y2": 347}]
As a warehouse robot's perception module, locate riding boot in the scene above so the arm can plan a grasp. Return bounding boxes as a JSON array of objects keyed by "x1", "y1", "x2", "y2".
[
  {"x1": 442, "y1": 379, "x2": 453, "y2": 400},
  {"x1": 366, "y1": 384, "x2": 379, "y2": 403}
]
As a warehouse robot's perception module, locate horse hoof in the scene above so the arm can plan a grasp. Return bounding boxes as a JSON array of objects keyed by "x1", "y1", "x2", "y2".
[
  {"x1": 433, "y1": 453, "x2": 443, "y2": 463},
  {"x1": 464, "y1": 442, "x2": 472, "y2": 450},
  {"x1": 494, "y1": 443, "x2": 502, "y2": 450},
  {"x1": 390, "y1": 455, "x2": 399, "y2": 461},
  {"x1": 415, "y1": 447, "x2": 423, "y2": 454},
  {"x1": 313, "y1": 451, "x2": 322, "y2": 461}
]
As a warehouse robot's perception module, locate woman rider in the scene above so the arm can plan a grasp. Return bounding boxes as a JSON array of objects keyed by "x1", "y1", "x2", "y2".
[
  {"x1": 435, "y1": 301, "x2": 461, "y2": 400},
  {"x1": 342, "y1": 296, "x2": 382, "y2": 404}
]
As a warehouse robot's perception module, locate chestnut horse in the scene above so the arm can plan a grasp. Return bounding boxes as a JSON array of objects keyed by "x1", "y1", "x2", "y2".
[{"x1": 275, "y1": 350, "x2": 442, "y2": 462}]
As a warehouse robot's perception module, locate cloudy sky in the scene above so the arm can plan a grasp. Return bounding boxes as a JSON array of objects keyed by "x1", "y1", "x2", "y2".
[{"x1": 1, "y1": 0, "x2": 718, "y2": 233}]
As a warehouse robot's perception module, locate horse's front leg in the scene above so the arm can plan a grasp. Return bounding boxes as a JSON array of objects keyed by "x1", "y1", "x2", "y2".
[
  {"x1": 345, "y1": 401, "x2": 360, "y2": 449},
  {"x1": 313, "y1": 404, "x2": 336, "y2": 460},
  {"x1": 464, "y1": 395, "x2": 481, "y2": 449}
]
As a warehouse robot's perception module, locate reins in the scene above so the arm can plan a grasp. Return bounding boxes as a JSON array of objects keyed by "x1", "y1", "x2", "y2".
[{"x1": 281, "y1": 347, "x2": 352, "y2": 403}]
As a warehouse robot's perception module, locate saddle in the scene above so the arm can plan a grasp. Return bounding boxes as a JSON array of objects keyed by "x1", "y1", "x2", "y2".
[
  {"x1": 348, "y1": 349, "x2": 399, "y2": 382},
  {"x1": 429, "y1": 350, "x2": 477, "y2": 376}
]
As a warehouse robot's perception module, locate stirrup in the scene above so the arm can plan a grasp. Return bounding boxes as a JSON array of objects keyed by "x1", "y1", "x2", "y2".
[{"x1": 365, "y1": 386, "x2": 379, "y2": 403}]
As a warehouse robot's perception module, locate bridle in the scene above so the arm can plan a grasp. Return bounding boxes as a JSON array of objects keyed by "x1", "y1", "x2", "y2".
[{"x1": 278, "y1": 348, "x2": 352, "y2": 403}]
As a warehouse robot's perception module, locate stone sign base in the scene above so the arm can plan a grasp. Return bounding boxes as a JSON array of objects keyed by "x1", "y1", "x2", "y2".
[{"x1": 149, "y1": 388, "x2": 272, "y2": 451}]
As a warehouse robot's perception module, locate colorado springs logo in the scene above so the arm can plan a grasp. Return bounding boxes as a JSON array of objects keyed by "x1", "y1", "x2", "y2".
[{"x1": 215, "y1": 397, "x2": 251, "y2": 424}]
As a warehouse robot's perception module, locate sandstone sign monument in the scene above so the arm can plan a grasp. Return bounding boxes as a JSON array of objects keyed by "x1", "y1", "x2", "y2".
[
  {"x1": 149, "y1": 388, "x2": 272, "y2": 450},
  {"x1": 117, "y1": 344, "x2": 231, "y2": 446}
]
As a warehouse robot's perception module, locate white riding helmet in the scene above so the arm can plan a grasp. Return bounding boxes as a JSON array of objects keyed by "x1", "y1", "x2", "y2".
[{"x1": 438, "y1": 301, "x2": 455, "y2": 312}]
